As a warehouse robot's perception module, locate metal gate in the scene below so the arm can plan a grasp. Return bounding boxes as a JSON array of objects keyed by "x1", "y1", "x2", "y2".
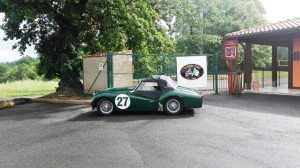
[{"x1": 107, "y1": 52, "x2": 227, "y2": 94}]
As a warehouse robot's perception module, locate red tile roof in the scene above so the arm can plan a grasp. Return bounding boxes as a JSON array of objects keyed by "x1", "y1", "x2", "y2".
[
  {"x1": 225, "y1": 17, "x2": 300, "y2": 38},
  {"x1": 84, "y1": 53, "x2": 107, "y2": 58},
  {"x1": 84, "y1": 50, "x2": 132, "y2": 58}
]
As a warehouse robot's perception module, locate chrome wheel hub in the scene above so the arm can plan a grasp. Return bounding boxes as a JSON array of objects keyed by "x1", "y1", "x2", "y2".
[
  {"x1": 100, "y1": 101, "x2": 113, "y2": 114},
  {"x1": 167, "y1": 99, "x2": 180, "y2": 113}
]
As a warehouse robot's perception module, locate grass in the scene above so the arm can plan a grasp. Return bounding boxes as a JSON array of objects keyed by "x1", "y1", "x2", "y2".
[
  {"x1": 0, "y1": 80, "x2": 58, "y2": 98},
  {"x1": 252, "y1": 70, "x2": 288, "y2": 79},
  {"x1": 215, "y1": 71, "x2": 288, "y2": 80}
]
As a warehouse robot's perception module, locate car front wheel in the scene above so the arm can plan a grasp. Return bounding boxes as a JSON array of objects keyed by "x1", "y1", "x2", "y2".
[
  {"x1": 97, "y1": 98, "x2": 114, "y2": 116},
  {"x1": 164, "y1": 98, "x2": 183, "y2": 115}
]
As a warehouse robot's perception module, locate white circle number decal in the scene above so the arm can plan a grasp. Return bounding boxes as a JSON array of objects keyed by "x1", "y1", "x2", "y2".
[{"x1": 115, "y1": 94, "x2": 131, "y2": 109}]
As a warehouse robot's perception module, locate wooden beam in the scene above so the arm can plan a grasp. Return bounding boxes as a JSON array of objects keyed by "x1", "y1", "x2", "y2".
[
  {"x1": 244, "y1": 43, "x2": 252, "y2": 90},
  {"x1": 288, "y1": 39, "x2": 293, "y2": 88},
  {"x1": 272, "y1": 44, "x2": 278, "y2": 87}
]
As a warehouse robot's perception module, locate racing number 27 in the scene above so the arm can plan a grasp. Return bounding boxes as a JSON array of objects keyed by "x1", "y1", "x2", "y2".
[
  {"x1": 117, "y1": 97, "x2": 128, "y2": 107},
  {"x1": 115, "y1": 94, "x2": 131, "y2": 109}
]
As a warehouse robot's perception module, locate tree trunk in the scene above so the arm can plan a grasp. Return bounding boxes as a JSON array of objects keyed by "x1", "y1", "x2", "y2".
[{"x1": 57, "y1": 63, "x2": 83, "y2": 92}]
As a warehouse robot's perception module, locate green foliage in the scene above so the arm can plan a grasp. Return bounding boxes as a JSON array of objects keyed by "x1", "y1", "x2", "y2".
[
  {"x1": 176, "y1": 34, "x2": 222, "y2": 54},
  {"x1": 0, "y1": 0, "x2": 270, "y2": 86},
  {"x1": 0, "y1": 64, "x2": 9, "y2": 83},
  {"x1": 252, "y1": 45, "x2": 272, "y2": 69},
  {"x1": 164, "y1": 0, "x2": 266, "y2": 38},
  {"x1": 278, "y1": 47, "x2": 288, "y2": 60},
  {"x1": 82, "y1": 1, "x2": 175, "y2": 76},
  {"x1": 237, "y1": 45, "x2": 272, "y2": 70},
  {"x1": 0, "y1": 56, "x2": 42, "y2": 83},
  {"x1": 197, "y1": 0, "x2": 266, "y2": 36},
  {"x1": 166, "y1": 0, "x2": 267, "y2": 66},
  {"x1": 0, "y1": 0, "x2": 175, "y2": 90},
  {"x1": 251, "y1": 46, "x2": 288, "y2": 70}
]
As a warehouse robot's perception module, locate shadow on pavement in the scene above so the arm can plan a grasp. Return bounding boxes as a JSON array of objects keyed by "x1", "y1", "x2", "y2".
[
  {"x1": 68, "y1": 109, "x2": 195, "y2": 122},
  {"x1": 0, "y1": 101, "x2": 196, "y2": 122},
  {"x1": 0, "y1": 102, "x2": 87, "y2": 121}
]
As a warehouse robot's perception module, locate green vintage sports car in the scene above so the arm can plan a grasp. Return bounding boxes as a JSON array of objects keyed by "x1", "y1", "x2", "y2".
[{"x1": 91, "y1": 75, "x2": 203, "y2": 115}]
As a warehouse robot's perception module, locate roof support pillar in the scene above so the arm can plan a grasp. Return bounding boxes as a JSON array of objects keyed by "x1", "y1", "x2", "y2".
[
  {"x1": 272, "y1": 43, "x2": 278, "y2": 87},
  {"x1": 288, "y1": 39, "x2": 293, "y2": 88},
  {"x1": 244, "y1": 42, "x2": 252, "y2": 90}
]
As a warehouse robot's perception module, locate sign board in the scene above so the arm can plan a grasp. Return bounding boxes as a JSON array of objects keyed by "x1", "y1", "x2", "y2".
[
  {"x1": 176, "y1": 56, "x2": 207, "y2": 88},
  {"x1": 224, "y1": 40, "x2": 238, "y2": 60},
  {"x1": 99, "y1": 63, "x2": 104, "y2": 71}
]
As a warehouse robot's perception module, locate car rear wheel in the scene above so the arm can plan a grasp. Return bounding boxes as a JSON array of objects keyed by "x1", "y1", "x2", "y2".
[
  {"x1": 164, "y1": 98, "x2": 183, "y2": 115},
  {"x1": 97, "y1": 98, "x2": 114, "y2": 115}
]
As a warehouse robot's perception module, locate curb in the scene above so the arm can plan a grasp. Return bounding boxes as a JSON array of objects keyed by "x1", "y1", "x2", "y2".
[
  {"x1": 0, "y1": 98, "x2": 91, "y2": 110},
  {"x1": 242, "y1": 90, "x2": 300, "y2": 96},
  {"x1": 31, "y1": 99, "x2": 91, "y2": 105},
  {"x1": 0, "y1": 98, "x2": 31, "y2": 109}
]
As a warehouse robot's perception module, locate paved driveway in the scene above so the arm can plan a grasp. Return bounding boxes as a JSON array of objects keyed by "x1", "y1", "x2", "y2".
[{"x1": 0, "y1": 94, "x2": 300, "y2": 168}]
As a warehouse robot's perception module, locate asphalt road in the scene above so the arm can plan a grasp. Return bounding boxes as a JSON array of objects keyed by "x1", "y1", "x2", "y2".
[{"x1": 0, "y1": 94, "x2": 300, "y2": 168}]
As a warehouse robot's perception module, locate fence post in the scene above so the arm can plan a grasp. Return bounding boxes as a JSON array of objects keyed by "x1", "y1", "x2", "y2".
[
  {"x1": 214, "y1": 52, "x2": 219, "y2": 94},
  {"x1": 262, "y1": 69, "x2": 265, "y2": 88},
  {"x1": 162, "y1": 55, "x2": 166, "y2": 74},
  {"x1": 107, "y1": 51, "x2": 113, "y2": 88}
]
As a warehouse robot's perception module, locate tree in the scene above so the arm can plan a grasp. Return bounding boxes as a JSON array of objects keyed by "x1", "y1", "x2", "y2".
[
  {"x1": 162, "y1": 0, "x2": 266, "y2": 56},
  {"x1": 251, "y1": 45, "x2": 272, "y2": 69},
  {"x1": 176, "y1": 34, "x2": 222, "y2": 54},
  {"x1": 0, "y1": 63, "x2": 8, "y2": 83},
  {"x1": 0, "y1": 0, "x2": 89, "y2": 91},
  {"x1": 278, "y1": 47, "x2": 288, "y2": 60},
  {"x1": 0, "y1": 56, "x2": 41, "y2": 83},
  {"x1": 0, "y1": 0, "x2": 174, "y2": 91},
  {"x1": 195, "y1": 0, "x2": 266, "y2": 37}
]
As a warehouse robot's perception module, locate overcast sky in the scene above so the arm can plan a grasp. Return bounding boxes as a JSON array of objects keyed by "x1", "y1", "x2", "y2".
[
  {"x1": 1, "y1": 0, "x2": 300, "y2": 63},
  {"x1": 0, "y1": 13, "x2": 37, "y2": 63},
  {"x1": 260, "y1": 0, "x2": 300, "y2": 22}
]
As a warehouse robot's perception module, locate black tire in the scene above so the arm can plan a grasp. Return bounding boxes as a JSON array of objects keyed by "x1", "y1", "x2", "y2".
[
  {"x1": 163, "y1": 97, "x2": 183, "y2": 115},
  {"x1": 97, "y1": 98, "x2": 114, "y2": 116}
]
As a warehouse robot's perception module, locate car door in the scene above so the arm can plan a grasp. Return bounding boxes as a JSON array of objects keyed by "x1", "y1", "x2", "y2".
[{"x1": 129, "y1": 81, "x2": 162, "y2": 111}]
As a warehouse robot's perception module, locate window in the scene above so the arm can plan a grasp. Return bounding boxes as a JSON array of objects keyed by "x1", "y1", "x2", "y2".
[{"x1": 136, "y1": 82, "x2": 161, "y2": 91}]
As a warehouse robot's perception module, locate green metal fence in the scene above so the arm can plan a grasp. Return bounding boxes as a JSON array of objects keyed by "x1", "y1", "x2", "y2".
[{"x1": 107, "y1": 52, "x2": 223, "y2": 94}]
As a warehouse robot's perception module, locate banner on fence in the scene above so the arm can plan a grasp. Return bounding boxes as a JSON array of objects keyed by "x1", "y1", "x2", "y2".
[{"x1": 176, "y1": 56, "x2": 207, "y2": 88}]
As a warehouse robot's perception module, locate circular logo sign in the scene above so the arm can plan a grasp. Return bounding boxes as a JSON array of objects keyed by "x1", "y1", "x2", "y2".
[
  {"x1": 115, "y1": 94, "x2": 131, "y2": 109},
  {"x1": 180, "y1": 64, "x2": 204, "y2": 80}
]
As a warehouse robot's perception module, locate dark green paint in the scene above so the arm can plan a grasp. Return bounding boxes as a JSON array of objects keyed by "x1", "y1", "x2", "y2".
[{"x1": 91, "y1": 85, "x2": 203, "y2": 112}]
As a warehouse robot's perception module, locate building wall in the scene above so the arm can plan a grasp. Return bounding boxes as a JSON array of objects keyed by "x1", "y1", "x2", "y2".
[
  {"x1": 83, "y1": 50, "x2": 133, "y2": 94},
  {"x1": 293, "y1": 39, "x2": 300, "y2": 87},
  {"x1": 83, "y1": 57, "x2": 107, "y2": 94},
  {"x1": 113, "y1": 51, "x2": 134, "y2": 88}
]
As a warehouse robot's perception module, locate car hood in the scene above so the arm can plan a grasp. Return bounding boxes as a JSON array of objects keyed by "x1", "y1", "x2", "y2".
[{"x1": 93, "y1": 86, "x2": 135, "y2": 95}]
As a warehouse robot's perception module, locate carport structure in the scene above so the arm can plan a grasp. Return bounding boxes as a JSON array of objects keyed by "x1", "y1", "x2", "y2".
[{"x1": 224, "y1": 17, "x2": 300, "y2": 90}]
